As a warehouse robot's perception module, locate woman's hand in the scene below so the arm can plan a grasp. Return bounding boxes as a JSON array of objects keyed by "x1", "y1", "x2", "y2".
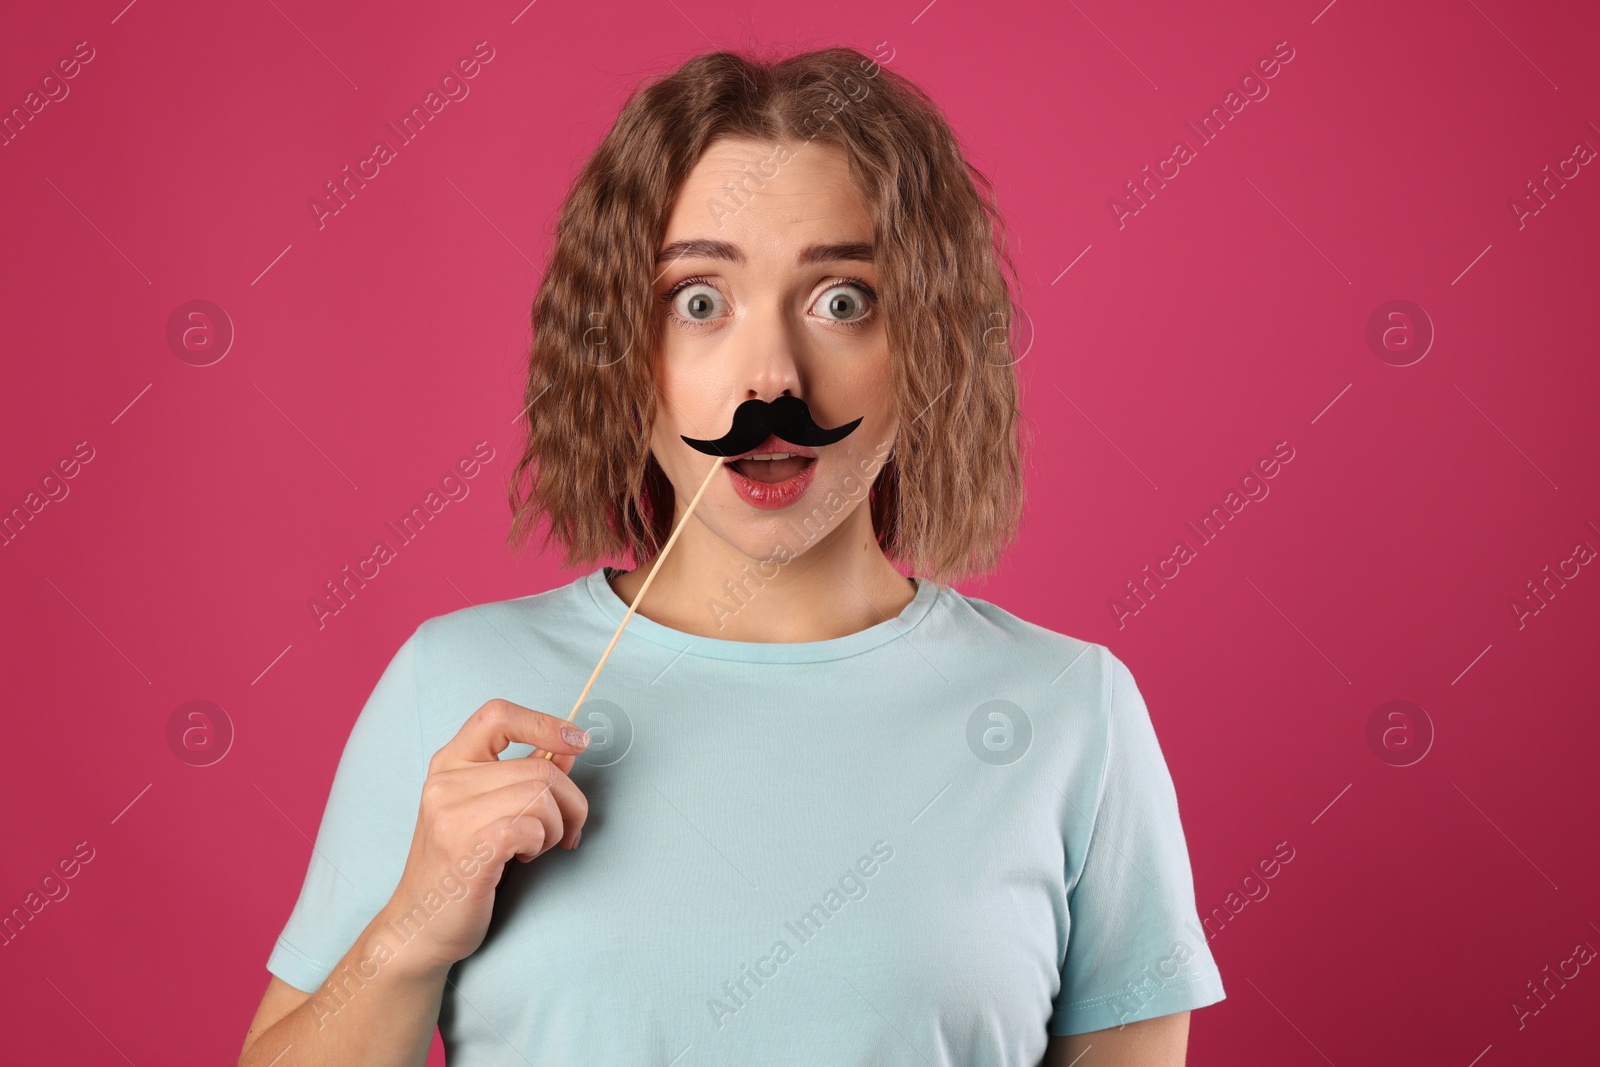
[{"x1": 379, "y1": 698, "x2": 592, "y2": 976}]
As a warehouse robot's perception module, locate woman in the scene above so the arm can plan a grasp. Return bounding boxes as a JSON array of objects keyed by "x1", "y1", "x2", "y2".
[{"x1": 240, "y1": 45, "x2": 1224, "y2": 1067}]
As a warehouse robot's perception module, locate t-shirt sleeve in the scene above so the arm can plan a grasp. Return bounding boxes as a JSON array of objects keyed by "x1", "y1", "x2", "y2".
[
  {"x1": 1048, "y1": 647, "x2": 1226, "y2": 1035},
  {"x1": 265, "y1": 625, "x2": 428, "y2": 994}
]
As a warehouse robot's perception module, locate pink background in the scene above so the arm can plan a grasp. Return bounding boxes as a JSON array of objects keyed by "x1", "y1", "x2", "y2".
[{"x1": 3, "y1": 0, "x2": 1597, "y2": 1063}]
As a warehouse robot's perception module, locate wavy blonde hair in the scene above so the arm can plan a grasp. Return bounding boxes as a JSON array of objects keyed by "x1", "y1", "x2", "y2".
[{"x1": 507, "y1": 45, "x2": 1031, "y2": 586}]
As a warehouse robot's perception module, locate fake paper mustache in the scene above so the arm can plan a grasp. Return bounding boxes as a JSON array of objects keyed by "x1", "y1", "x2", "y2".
[{"x1": 680, "y1": 396, "x2": 862, "y2": 459}]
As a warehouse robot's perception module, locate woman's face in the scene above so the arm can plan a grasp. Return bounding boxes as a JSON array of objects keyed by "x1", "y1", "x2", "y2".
[{"x1": 647, "y1": 136, "x2": 896, "y2": 563}]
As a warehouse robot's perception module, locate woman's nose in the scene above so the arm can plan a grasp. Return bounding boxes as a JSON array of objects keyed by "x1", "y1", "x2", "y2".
[{"x1": 731, "y1": 298, "x2": 805, "y2": 394}]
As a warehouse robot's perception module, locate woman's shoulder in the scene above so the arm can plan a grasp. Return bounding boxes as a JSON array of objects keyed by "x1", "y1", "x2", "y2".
[
  {"x1": 408, "y1": 571, "x2": 599, "y2": 658},
  {"x1": 933, "y1": 583, "x2": 1121, "y2": 691},
  {"x1": 937, "y1": 583, "x2": 1104, "y2": 656}
]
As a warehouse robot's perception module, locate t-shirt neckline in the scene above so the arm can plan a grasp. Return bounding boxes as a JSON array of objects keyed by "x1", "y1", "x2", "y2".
[{"x1": 583, "y1": 566, "x2": 940, "y2": 663}]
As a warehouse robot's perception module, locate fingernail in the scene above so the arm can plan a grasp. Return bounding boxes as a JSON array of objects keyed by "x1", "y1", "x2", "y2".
[
  {"x1": 561, "y1": 726, "x2": 590, "y2": 748},
  {"x1": 572, "y1": 828, "x2": 583, "y2": 848}
]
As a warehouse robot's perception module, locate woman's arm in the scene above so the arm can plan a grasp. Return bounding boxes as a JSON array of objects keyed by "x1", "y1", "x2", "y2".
[
  {"x1": 1042, "y1": 1011, "x2": 1189, "y2": 1067},
  {"x1": 240, "y1": 699, "x2": 592, "y2": 1065},
  {"x1": 237, "y1": 903, "x2": 449, "y2": 1067}
]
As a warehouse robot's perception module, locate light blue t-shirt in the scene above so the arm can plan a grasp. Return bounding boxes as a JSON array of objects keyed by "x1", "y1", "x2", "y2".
[{"x1": 267, "y1": 567, "x2": 1224, "y2": 1064}]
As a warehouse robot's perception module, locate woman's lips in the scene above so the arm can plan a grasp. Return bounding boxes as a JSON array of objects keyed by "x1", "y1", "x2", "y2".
[{"x1": 725, "y1": 455, "x2": 817, "y2": 510}]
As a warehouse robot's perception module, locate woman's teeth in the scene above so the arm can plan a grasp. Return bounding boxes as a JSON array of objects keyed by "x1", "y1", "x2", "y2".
[{"x1": 732, "y1": 455, "x2": 813, "y2": 483}]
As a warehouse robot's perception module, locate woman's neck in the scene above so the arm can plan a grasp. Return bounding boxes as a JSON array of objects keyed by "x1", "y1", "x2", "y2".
[{"x1": 605, "y1": 509, "x2": 916, "y2": 644}]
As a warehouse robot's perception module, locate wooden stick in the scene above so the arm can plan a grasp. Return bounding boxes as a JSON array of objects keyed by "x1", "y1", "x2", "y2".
[{"x1": 538, "y1": 454, "x2": 725, "y2": 761}]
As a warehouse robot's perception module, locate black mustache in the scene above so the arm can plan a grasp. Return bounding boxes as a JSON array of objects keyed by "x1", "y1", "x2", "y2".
[{"x1": 680, "y1": 396, "x2": 862, "y2": 458}]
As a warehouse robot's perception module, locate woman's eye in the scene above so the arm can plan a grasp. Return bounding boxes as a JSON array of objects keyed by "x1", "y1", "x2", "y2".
[
  {"x1": 812, "y1": 284, "x2": 874, "y2": 324},
  {"x1": 671, "y1": 284, "x2": 725, "y2": 323}
]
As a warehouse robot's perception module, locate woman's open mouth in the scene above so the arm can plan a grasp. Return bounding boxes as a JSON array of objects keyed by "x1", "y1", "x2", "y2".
[{"x1": 725, "y1": 454, "x2": 818, "y2": 509}]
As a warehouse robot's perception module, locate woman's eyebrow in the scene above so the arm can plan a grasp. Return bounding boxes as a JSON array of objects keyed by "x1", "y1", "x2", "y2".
[{"x1": 654, "y1": 239, "x2": 875, "y2": 267}]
